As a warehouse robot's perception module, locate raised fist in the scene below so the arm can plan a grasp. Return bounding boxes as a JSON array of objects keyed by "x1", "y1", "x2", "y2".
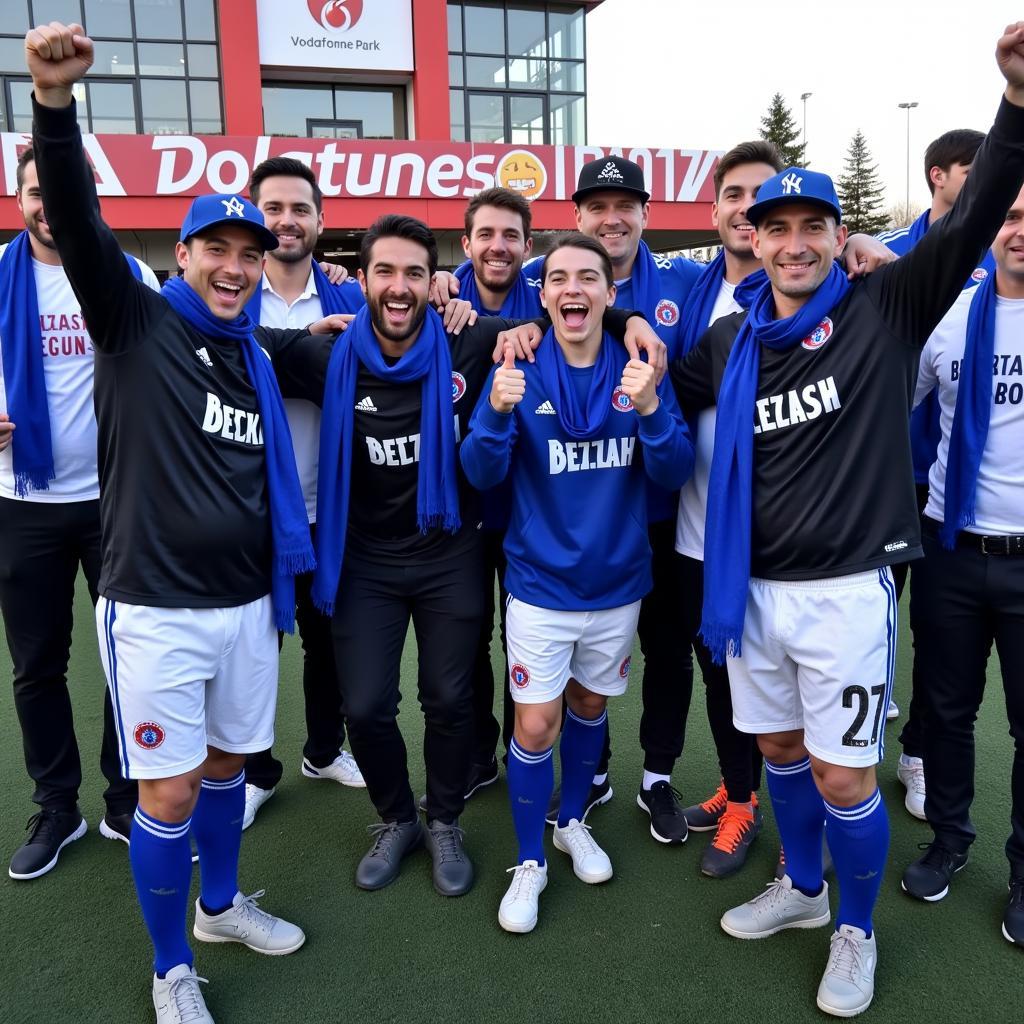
[{"x1": 25, "y1": 22, "x2": 93, "y2": 104}]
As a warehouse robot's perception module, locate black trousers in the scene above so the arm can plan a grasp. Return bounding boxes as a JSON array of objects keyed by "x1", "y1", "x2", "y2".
[
  {"x1": 911, "y1": 519, "x2": 1024, "y2": 870},
  {"x1": 0, "y1": 496, "x2": 135, "y2": 813},
  {"x1": 888, "y1": 481, "x2": 930, "y2": 759},
  {"x1": 246, "y1": 526, "x2": 347, "y2": 790},
  {"x1": 331, "y1": 546, "x2": 484, "y2": 824},
  {"x1": 676, "y1": 551, "x2": 763, "y2": 800},
  {"x1": 470, "y1": 528, "x2": 510, "y2": 765}
]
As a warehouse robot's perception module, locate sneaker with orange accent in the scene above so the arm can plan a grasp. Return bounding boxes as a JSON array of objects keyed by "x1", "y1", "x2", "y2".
[
  {"x1": 683, "y1": 781, "x2": 758, "y2": 832},
  {"x1": 701, "y1": 803, "x2": 763, "y2": 878}
]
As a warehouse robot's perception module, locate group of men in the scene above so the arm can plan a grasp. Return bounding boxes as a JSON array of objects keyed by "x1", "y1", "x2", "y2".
[{"x1": 3, "y1": 17, "x2": 1024, "y2": 1024}]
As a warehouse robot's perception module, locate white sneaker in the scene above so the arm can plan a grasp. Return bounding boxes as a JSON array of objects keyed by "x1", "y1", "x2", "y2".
[
  {"x1": 301, "y1": 750, "x2": 366, "y2": 788},
  {"x1": 552, "y1": 819, "x2": 612, "y2": 883},
  {"x1": 897, "y1": 755, "x2": 927, "y2": 820},
  {"x1": 886, "y1": 700, "x2": 900, "y2": 721},
  {"x1": 152, "y1": 964, "x2": 213, "y2": 1024},
  {"x1": 241, "y1": 784, "x2": 275, "y2": 830},
  {"x1": 816, "y1": 924, "x2": 877, "y2": 1017},
  {"x1": 193, "y1": 890, "x2": 305, "y2": 955},
  {"x1": 720, "y1": 875, "x2": 831, "y2": 939},
  {"x1": 498, "y1": 860, "x2": 548, "y2": 933}
]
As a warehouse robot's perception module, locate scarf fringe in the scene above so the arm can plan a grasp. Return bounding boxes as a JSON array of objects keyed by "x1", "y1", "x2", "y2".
[
  {"x1": 417, "y1": 509, "x2": 462, "y2": 535},
  {"x1": 275, "y1": 549, "x2": 316, "y2": 577},
  {"x1": 14, "y1": 467, "x2": 55, "y2": 498},
  {"x1": 698, "y1": 621, "x2": 742, "y2": 667}
]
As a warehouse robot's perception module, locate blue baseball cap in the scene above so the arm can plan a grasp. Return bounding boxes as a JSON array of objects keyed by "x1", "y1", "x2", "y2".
[
  {"x1": 746, "y1": 168, "x2": 842, "y2": 226},
  {"x1": 179, "y1": 194, "x2": 279, "y2": 251}
]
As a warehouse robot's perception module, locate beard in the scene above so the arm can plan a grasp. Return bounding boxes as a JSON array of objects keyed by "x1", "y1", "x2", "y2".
[{"x1": 367, "y1": 292, "x2": 428, "y2": 343}]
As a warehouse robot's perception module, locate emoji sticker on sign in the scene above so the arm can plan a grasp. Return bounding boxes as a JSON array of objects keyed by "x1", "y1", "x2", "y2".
[{"x1": 498, "y1": 150, "x2": 547, "y2": 201}]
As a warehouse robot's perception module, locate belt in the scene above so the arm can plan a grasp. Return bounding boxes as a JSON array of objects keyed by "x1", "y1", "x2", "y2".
[{"x1": 923, "y1": 517, "x2": 1024, "y2": 555}]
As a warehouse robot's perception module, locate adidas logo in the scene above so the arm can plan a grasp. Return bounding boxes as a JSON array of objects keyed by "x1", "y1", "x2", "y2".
[
  {"x1": 354, "y1": 396, "x2": 378, "y2": 412},
  {"x1": 195, "y1": 347, "x2": 213, "y2": 368},
  {"x1": 534, "y1": 400, "x2": 556, "y2": 415},
  {"x1": 596, "y1": 161, "x2": 624, "y2": 183}
]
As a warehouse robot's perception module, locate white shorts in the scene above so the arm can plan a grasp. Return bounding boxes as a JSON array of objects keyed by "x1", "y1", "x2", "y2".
[
  {"x1": 726, "y1": 568, "x2": 898, "y2": 768},
  {"x1": 505, "y1": 596, "x2": 640, "y2": 705},
  {"x1": 96, "y1": 595, "x2": 278, "y2": 780}
]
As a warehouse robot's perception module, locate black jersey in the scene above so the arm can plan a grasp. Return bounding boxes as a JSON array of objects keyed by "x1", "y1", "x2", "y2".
[
  {"x1": 33, "y1": 98, "x2": 313, "y2": 608},
  {"x1": 672, "y1": 98, "x2": 1024, "y2": 582}
]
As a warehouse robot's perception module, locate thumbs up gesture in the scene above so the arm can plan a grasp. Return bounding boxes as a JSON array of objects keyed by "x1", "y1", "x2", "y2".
[{"x1": 490, "y1": 344, "x2": 526, "y2": 414}]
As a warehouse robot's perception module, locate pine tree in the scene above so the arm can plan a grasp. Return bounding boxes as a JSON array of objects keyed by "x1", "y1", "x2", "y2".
[
  {"x1": 759, "y1": 93, "x2": 806, "y2": 166},
  {"x1": 836, "y1": 130, "x2": 889, "y2": 235}
]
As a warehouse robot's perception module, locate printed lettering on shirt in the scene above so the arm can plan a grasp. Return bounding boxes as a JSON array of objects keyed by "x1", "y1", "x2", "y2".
[
  {"x1": 39, "y1": 311, "x2": 91, "y2": 359},
  {"x1": 548, "y1": 437, "x2": 635, "y2": 474},
  {"x1": 201, "y1": 392, "x2": 263, "y2": 446},
  {"x1": 949, "y1": 354, "x2": 1024, "y2": 404},
  {"x1": 364, "y1": 415, "x2": 462, "y2": 467},
  {"x1": 753, "y1": 376, "x2": 842, "y2": 435}
]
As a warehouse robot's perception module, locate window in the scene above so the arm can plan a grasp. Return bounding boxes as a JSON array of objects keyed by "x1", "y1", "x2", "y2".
[
  {"x1": 0, "y1": 0, "x2": 221, "y2": 134},
  {"x1": 262, "y1": 84, "x2": 407, "y2": 140},
  {"x1": 448, "y1": 2, "x2": 586, "y2": 145}
]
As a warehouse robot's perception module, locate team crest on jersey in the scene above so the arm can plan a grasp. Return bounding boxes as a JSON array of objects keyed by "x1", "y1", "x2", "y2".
[
  {"x1": 510, "y1": 663, "x2": 531, "y2": 688},
  {"x1": 619, "y1": 656, "x2": 632, "y2": 679},
  {"x1": 655, "y1": 298, "x2": 680, "y2": 327},
  {"x1": 801, "y1": 317, "x2": 834, "y2": 351},
  {"x1": 971, "y1": 267, "x2": 989, "y2": 282},
  {"x1": 451, "y1": 372, "x2": 467, "y2": 403},
  {"x1": 134, "y1": 722, "x2": 165, "y2": 750},
  {"x1": 611, "y1": 386, "x2": 634, "y2": 413}
]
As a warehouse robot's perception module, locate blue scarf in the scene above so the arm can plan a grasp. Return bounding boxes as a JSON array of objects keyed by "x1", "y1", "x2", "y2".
[
  {"x1": 312, "y1": 305, "x2": 459, "y2": 615},
  {"x1": 535, "y1": 327, "x2": 617, "y2": 439},
  {"x1": 941, "y1": 270, "x2": 998, "y2": 549},
  {"x1": 0, "y1": 232, "x2": 141, "y2": 496},
  {"x1": 161, "y1": 276, "x2": 314, "y2": 632},
  {"x1": 678, "y1": 252, "x2": 769, "y2": 357},
  {"x1": 245, "y1": 260, "x2": 364, "y2": 322},
  {"x1": 627, "y1": 241, "x2": 668, "y2": 328},
  {"x1": 700, "y1": 263, "x2": 852, "y2": 664},
  {"x1": 453, "y1": 262, "x2": 540, "y2": 318}
]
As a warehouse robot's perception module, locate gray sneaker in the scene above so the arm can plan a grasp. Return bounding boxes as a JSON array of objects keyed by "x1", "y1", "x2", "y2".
[
  {"x1": 355, "y1": 819, "x2": 424, "y2": 890},
  {"x1": 193, "y1": 890, "x2": 305, "y2": 955},
  {"x1": 816, "y1": 924, "x2": 877, "y2": 1017},
  {"x1": 720, "y1": 875, "x2": 831, "y2": 939},
  {"x1": 424, "y1": 819, "x2": 474, "y2": 896},
  {"x1": 152, "y1": 964, "x2": 213, "y2": 1024}
]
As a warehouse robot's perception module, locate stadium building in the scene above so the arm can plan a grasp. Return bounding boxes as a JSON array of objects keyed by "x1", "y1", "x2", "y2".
[{"x1": 0, "y1": 0, "x2": 718, "y2": 273}]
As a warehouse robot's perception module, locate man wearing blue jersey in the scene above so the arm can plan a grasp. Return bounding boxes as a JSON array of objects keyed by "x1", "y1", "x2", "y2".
[{"x1": 460, "y1": 233, "x2": 694, "y2": 932}]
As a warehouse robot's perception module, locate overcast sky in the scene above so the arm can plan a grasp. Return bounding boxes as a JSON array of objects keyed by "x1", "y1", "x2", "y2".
[{"x1": 586, "y1": 1, "x2": 1016, "y2": 215}]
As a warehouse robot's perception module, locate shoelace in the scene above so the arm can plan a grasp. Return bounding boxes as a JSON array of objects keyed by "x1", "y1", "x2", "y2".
[
  {"x1": 902, "y1": 762, "x2": 926, "y2": 796},
  {"x1": 711, "y1": 809, "x2": 754, "y2": 853},
  {"x1": 916, "y1": 841, "x2": 960, "y2": 871},
  {"x1": 429, "y1": 824, "x2": 466, "y2": 864},
  {"x1": 560, "y1": 821, "x2": 602, "y2": 858},
  {"x1": 232, "y1": 890, "x2": 274, "y2": 937},
  {"x1": 648, "y1": 782, "x2": 685, "y2": 816},
  {"x1": 167, "y1": 972, "x2": 209, "y2": 1024},
  {"x1": 748, "y1": 878, "x2": 794, "y2": 912},
  {"x1": 826, "y1": 930, "x2": 867, "y2": 985},
  {"x1": 505, "y1": 863, "x2": 544, "y2": 901},
  {"x1": 365, "y1": 822, "x2": 405, "y2": 860},
  {"x1": 1008, "y1": 878, "x2": 1024, "y2": 909},
  {"x1": 22, "y1": 810, "x2": 62, "y2": 843},
  {"x1": 699, "y1": 782, "x2": 728, "y2": 816}
]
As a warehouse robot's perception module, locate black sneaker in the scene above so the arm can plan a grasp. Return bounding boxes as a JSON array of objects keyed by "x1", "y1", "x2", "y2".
[
  {"x1": 424, "y1": 819, "x2": 474, "y2": 897},
  {"x1": 636, "y1": 782, "x2": 689, "y2": 844},
  {"x1": 701, "y1": 805, "x2": 763, "y2": 877},
  {"x1": 355, "y1": 819, "x2": 424, "y2": 891},
  {"x1": 545, "y1": 778, "x2": 613, "y2": 826},
  {"x1": 465, "y1": 757, "x2": 500, "y2": 800},
  {"x1": 901, "y1": 840, "x2": 969, "y2": 901},
  {"x1": 1003, "y1": 873, "x2": 1024, "y2": 946},
  {"x1": 99, "y1": 809, "x2": 133, "y2": 845},
  {"x1": 9, "y1": 809, "x2": 88, "y2": 880}
]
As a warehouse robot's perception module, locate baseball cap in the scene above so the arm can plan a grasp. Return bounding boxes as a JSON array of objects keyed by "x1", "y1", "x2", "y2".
[
  {"x1": 179, "y1": 194, "x2": 279, "y2": 251},
  {"x1": 572, "y1": 155, "x2": 650, "y2": 205},
  {"x1": 746, "y1": 168, "x2": 842, "y2": 226}
]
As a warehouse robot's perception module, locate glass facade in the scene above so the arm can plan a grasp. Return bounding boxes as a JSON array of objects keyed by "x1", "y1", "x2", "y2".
[
  {"x1": 448, "y1": 1, "x2": 586, "y2": 146},
  {"x1": 0, "y1": 0, "x2": 222, "y2": 134},
  {"x1": 262, "y1": 84, "x2": 407, "y2": 140}
]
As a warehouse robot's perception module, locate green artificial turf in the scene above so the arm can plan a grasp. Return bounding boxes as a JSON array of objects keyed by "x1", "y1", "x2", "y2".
[{"x1": 1, "y1": 576, "x2": 1021, "y2": 1023}]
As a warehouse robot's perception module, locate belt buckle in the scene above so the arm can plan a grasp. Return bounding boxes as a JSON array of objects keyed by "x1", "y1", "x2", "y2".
[{"x1": 981, "y1": 535, "x2": 1008, "y2": 555}]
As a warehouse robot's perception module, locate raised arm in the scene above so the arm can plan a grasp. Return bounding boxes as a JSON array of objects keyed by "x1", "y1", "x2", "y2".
[{"x1": 27, "y1": 22, "x2": 163, "y2": 353}]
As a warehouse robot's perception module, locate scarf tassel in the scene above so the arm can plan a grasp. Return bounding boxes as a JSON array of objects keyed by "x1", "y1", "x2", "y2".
[
  {"x1": 14, "y1": 467, "x2": 55, "y2": 498},
  {"x1": 698, "y1": 621, "x2": 742, "y2": 667}
]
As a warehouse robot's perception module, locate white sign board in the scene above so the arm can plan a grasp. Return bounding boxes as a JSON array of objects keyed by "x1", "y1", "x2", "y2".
[{"x1": 256, "y1": 0, "x2": 414, "y2": 72}]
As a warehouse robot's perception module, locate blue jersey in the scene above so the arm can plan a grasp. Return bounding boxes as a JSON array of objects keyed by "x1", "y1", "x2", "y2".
[
  {"x1": 878, "y1": 218, "x2": 996, "y2": 483},
  {"x1": 460, "y1": 339, "x2": 693, "y2": 611}
]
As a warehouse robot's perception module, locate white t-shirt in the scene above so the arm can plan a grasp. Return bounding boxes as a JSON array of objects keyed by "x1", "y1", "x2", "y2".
[
  {"x1": 258, "y1": 269, "x2": 324, "y2": 523},
  {"x1": 915, "y1": 287, "x2": 1024, "y2": 535},
  {"x1": 675, "y1": 278, "x2": 742, "y2": 559},
  {"x1": 0, "y1": 247, "x2": 159, "y2": 502}
]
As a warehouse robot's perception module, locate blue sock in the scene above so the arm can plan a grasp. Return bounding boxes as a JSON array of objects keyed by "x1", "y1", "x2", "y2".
[
  {"x1": 129, "y1": 809, "x2": 194, "y2": 976},
  {"x1": 191, "y1": 770, "x2": 244, "y2": 915},
  {"x1": 825, "y1": 789, "x2": 889, "y2": 936},
  {"x1": 508, "y1": 738, "x2": 553, "y2": 865},
  {"x1": 765, "y1": 757, "x2": 825, "y2": 896},
  {"x1": 557, "y1": 707, "x2": 608, "y2": 828}
]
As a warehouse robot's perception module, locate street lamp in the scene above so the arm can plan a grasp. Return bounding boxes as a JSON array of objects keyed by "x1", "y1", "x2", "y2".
[
  {"x1": 898, "y1": 101, "x2": 919, "y2": 213},
  {"x1": 800, "y1": 92, "x2": 812, "y2": 160}
]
